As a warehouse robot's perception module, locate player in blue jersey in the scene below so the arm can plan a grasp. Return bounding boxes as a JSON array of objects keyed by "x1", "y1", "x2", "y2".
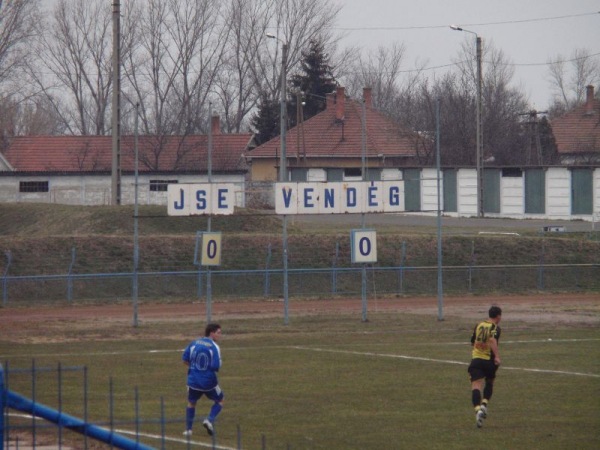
[{"x1": 182, "y1": 323, "x2": 224, "y2": 437}]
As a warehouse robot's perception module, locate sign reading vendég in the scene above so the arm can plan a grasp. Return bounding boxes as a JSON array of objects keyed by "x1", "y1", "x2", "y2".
[{"x1": 275, "y1": 181, "x2": 405, "y2": 215}]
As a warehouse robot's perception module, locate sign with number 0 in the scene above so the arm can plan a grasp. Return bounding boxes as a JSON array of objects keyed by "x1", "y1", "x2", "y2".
[
  {"x1": 201, "y1": 232, "x2": 222, "y2": 266},
  {"x1": 351, "y1": 229, "x2": 377, "y2": 263}
]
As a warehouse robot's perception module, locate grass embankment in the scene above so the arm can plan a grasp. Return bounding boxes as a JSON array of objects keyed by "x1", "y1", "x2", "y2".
[{"x1": 0, "y1": 203, "x2": 598, "y2": 299}]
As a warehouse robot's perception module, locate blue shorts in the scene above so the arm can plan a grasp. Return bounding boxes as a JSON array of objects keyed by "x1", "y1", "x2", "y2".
[{"x1": 187, "y1": 385, "x2": 224, "y2": 404}]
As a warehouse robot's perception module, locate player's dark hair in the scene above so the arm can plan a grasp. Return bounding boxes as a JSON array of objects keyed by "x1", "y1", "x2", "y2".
[
  {"x1": 488, "y1": 306, "x2": 502, "y2": 318},
  {"x1": 205, "y1": 323, "x2": 221, "y2": 337}
]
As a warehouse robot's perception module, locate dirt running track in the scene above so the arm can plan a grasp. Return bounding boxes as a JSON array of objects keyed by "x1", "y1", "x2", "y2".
[{"x1": 2, "y1": 293, "x2": 599, "y2": 330}]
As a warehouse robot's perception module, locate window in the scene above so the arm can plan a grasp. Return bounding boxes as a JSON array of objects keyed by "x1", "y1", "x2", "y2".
[
  {"x1": 344, "y1": 168, "x2": 362, "y2": 178},
  {"x1": 19, "y1": 181, "x2": 49, "y2": 193},
  {"x1": 290, "y1": 168, "x2": 308, "y2": 182},
  {"x1": 502, "y1": 168, "x2": 522, "y2": 177},
  {"x1": 150, "y1": 179, "x2": 178, "y2": 192}
]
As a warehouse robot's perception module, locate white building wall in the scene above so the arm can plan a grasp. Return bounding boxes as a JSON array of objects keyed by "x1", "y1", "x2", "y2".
[
  {"x1": 0, "y1": 174, "x2": 246, "y2": 207},
  {"x1": 456, "y1": 168, "x2": 477, "y2": 216},
  {"x1": 546, "y1": 168, "x2": 571, "y2": 219},
  {"x1": 307, "y1": 169, "x2": 326, "y2": 182},
  {"x1": 595, "y1": 170, "x2": 600, "y2": 227},
  {"x1": 381, "y1": 168, "x2": 402, "y2": 181},
  {"x1": 500, "y1": 175, "x2": 524, "y2": 217},
  {"x1": 421, "y1": 168, "x2": 441, "y2": 215},
  {"x1": 1, "y1": 168, "x2": 598, "y2": 221}
]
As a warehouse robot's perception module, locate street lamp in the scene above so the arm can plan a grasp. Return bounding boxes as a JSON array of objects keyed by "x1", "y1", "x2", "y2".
[
  {"x1": 266, "y1": 32, "x2": 289, "y2": 182},
  {"x1": 450, "y1": 25, "x2": 483, "y2": 218},
  {"x1": 266, "y1": 32, "x2": 290, "y2": 324}
]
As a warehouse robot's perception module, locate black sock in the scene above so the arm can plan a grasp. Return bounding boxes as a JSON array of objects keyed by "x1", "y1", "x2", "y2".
[
  {"x1": 472, "y1": 389, "x2": 482, "y2": 409},
  {"x1": 483, "y1": 383, "x2": 494, "y2": 402}
]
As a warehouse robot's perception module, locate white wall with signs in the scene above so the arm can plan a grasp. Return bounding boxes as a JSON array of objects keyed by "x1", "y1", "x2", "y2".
[
  {"x1": 275, "y1": 181, "x2": 405, "y2": 215},
  {"x1": 168, "y1": 183, "x2": 236, "y2": 216}
]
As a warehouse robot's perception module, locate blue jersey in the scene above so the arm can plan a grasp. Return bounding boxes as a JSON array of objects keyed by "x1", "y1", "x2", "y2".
[{"x1": 182, "y1": 337, "x2": 221, "y2": 390}]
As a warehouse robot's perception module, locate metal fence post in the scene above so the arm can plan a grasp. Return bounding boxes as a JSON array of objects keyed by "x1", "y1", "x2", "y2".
[
  {"x1": 2, "y1": 251, "x2": 11, "y2": 307},
  {"x1": 264, "y1": 243, "x2": 272, "y2": 297},
  {"x1": 67, "y1": 247, "x2": 76, "y2": 303},
  {"x1": 468, "y1": 241, "x2": 475, "y2": 292},
  {"x1": 194, "y1": 232, "x2": 203, "y2": 300},
  {"x1": 332, "y1": 241, "x2": 339, "y2": 294},
  {"x1": 1, "y1": 362, "x2": 5, "y2": 450},
  {"x1": 538, "y1": 240, "x2": 545, "y2": 290},
  {"x1": 397, "y1": 242, "x2": 406, "y2": 294}
]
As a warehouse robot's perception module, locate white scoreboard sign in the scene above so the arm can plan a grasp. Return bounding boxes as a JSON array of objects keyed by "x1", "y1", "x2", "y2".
[
  {"x1": 201, "y1": 232, "x2": 222, "y2": 266},
  {"x1": 168, "y1": 184, "x2": 236, "y2": 216},
  {"x1": 275, "y1": 181, "x2": 404, "y2": 214},
  {"x1": 351, "y1": 229, "x2": 378, "y2": 263}
]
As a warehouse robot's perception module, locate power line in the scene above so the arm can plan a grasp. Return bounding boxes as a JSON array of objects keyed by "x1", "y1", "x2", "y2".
[
  {"x1": 336, "y1": 11, "x2": 600, "y2": 31},
  {"x1": 345, "y1": 51, "x2": 600, "y2": 75}
]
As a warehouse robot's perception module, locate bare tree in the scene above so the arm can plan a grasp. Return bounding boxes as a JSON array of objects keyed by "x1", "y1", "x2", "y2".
[
  {"x1": 121, "y1": 0, "x2": 229, "y2": 168},
  {"x1": 215, "y1": 0, "x2": 267, "y2": 133},
  {"x1": 250, "y1": 0, "x2": 342, "y2": 104},
  {"x1": 547, "y1": 48, "x2": 600, "y2": 117},
  {"x1": 0, "y1": 0, "x2": 42, "y2": 139},
  {"x1": 342, "y1": 43, "x2": 407, "y2": 108},
  {"x1": 29, "y1": 0, "x2": 114, "y2": 135},
  {"x1": 0, "y1": 0, "x2": 39, "y2": 82},
  {"x1": 0, "y1": 95, "x2": 65, "y2": 136}
]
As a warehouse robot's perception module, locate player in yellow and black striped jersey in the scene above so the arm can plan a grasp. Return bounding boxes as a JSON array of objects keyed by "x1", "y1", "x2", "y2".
[{"x1": 468, "y1": 305, "x2": 502, "y2": 428}]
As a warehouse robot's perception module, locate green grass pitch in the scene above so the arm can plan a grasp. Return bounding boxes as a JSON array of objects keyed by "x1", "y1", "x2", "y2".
[{"x1": 2, "y1": 311, "x2": 599, "y2": 449}]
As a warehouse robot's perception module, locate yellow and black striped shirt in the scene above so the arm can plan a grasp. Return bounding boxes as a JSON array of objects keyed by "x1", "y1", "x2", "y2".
[{"x1": 470, "y1": 320, "x2": 501, "y2": 360}]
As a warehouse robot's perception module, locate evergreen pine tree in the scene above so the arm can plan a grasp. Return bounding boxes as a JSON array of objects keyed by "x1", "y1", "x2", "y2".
[
  {"x1": 288, "y1": 39, "x2": 337, "y2": 127},
  {"x1": 251, "y1": 94, "x2": 281, "y2": 145}
]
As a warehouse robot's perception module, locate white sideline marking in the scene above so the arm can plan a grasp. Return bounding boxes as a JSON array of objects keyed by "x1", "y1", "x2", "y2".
[
  {"x1": 6, "y1": 413, "x2": 235, "y2": 450},
  {"x1": 291, "y1": 346, "x2": 600, "y2": 378},
  {"x1": 3, "y1": 337, "x2": 599, "y2": 359},
  {"x1": 117, "y1": 429, "x2": 236, "y2": 450}
]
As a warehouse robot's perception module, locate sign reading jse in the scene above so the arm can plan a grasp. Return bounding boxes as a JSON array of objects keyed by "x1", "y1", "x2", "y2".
[
  {"x1": 275, "y1": 181, "x2": 405, "y2": 215},
  {"x1": 351, "y1": 229, "x2": 378, "y2": 263},
  {"x1": 168, "y1": 183, "x2": 236, "y2": 216}
]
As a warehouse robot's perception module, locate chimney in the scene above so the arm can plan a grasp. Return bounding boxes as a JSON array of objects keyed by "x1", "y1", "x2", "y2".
[
  {"x1": 585, "y1": 85, "x2": 595, "y2": 114},
  {"x1": 211, "y1": 115, "x2": 221, "y2": 135},
  {"x1": 335, "y1": 86, "x2": 345, "y2": 120},
  {"x1": 326, "y1": 92, "x2": 335, "y2": 110},
  {"x1": 363, "y1": 87, "x2": 373, "y2": 108}
]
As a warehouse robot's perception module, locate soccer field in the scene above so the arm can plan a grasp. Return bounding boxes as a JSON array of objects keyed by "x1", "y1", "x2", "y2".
[{"x1": 1, "y1": 294, "x2": 599, "y2": 449}]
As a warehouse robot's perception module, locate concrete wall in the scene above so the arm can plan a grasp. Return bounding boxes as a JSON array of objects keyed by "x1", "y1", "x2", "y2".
[
  {"x1": 0, "y1": 173, "x2": 246, "y2": 207},
  {"x1": 2, "y1": 167, "x2": 598, "y2": 222}
]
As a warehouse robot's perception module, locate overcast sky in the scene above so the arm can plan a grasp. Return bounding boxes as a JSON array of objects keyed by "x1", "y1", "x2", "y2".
[
  {"x1": 38, "y1": 0, "x2": 599, "y2": 111},
  {"x1": 336, "y1": 0, "x2": 600, "y2": 110}
]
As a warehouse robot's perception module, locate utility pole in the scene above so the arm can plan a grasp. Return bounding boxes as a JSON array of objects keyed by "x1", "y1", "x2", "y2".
[
  {"x1": 450, "y1": 25, "x2": 484, "y2": 217},
  {"x1": 475, "y1": 35, "x2": 483, "y2": 218},
  {"x1": 111, "y1": 0, "x2": 121, "y2": 205}
]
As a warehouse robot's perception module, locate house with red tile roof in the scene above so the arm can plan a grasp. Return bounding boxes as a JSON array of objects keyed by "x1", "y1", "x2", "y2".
[
  {"x1": 0, "y1": 116, "x2": 254, "y2": 205},
  {"x1": 247, "y1": 86, "x2": 599, "y2": 220},
  {"x1": 247, "y1": 86, "x2": 425, "y2": 183},
  {"x1": 552, "y1": 85, "x2": 600, "y2": 164}
]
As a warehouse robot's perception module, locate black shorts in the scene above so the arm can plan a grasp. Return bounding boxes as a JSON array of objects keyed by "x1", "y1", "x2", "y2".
[{"x1": 468, "y1": 358, "x2": 498, "y2": 382}]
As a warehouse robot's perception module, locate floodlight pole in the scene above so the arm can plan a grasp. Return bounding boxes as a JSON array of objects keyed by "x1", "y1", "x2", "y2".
[
  {"x1": 267, "y1": 32, "x2": 290, "y2": 325},
  {"x1": 435, "y1": 98, "x2": 444, "y2": 321},
  {"x1": 133, "y1": 103, "x2": 139, "y2": 328},
  {"x1": 111, "y1": 0, "x2": 121, "y2": 205},
  {"x1": 450, "y1": 25, "x2": 483, "y2": 217}
]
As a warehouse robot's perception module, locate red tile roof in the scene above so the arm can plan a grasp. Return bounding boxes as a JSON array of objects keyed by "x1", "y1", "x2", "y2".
[
  {"x1": 1, "y1": 133, "x2": 254, "y2": 173},
  {"x1": 249, "y1": 88, "x2": 422, "y2": 161},
  {"x1": 552, "y1": 88, "x2": 600, "y2": 155}
]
